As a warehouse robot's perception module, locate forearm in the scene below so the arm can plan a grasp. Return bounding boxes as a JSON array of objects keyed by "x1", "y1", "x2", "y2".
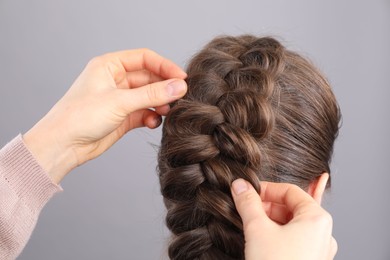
[{"x1": 0, "y1": 135, "x2": 62, "y2": 260}]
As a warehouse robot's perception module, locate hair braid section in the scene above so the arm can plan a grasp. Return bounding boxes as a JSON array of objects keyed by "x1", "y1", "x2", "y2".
[{"x1": 158, "y1": 35, "x2": 287, "y2": 260}]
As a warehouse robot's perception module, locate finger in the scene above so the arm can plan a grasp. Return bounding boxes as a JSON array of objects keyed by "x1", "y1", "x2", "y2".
[
  {"x1": 143, "y1": 113, "x2": 162, "y2": 129},
  {"x1": 154, "y1": 104, "x2": 171, "y2": 116},
  {"x1": 260, "y1": 181, "x2": 317, "y2": 215},
  {"x1": 231, "y1": 179, "x2": 269, "y2": 230},
  {"x1": 109, "y1": 49, "x2": 187, "y2": 79},
  {"x1": 124, "y1": 109, "x2": 162, "y2": 131},
  {"x1": 118, "y1": 79, "x2": 187, "y2": 113},
  {"x1": 262, "y1": 201, "x2": 291, "y2": 224},
  {"x1": 101, "y1": 109, "x2": 161, "y2": 148},
  {"x1": 126, "y1": 70, "x2": 164, "y2": 89}
]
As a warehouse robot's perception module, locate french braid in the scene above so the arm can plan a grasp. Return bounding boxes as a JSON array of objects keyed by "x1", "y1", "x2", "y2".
[{"x1": 158, "y1": 35, "x2": 340, "y2": 259}]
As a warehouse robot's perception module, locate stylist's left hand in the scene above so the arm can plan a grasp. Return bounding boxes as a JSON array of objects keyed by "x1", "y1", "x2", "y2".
[{"x1": 24, "y1": 49, "x2": 187, "y2": 184}]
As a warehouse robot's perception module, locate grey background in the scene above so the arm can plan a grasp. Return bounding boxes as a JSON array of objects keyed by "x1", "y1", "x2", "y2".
[{"x1": 0, "y1": 0, "x2": 389, "y2": 259}]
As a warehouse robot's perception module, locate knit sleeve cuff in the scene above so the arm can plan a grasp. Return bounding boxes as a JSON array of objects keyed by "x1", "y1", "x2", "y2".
[{"x1": 0, "y1": 134, "x2": 63, "y2": 213}]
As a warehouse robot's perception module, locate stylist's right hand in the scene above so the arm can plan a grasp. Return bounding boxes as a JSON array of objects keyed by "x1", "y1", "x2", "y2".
[{"x1": 231, "y1": 179, "x2": 337, "y2": 260}]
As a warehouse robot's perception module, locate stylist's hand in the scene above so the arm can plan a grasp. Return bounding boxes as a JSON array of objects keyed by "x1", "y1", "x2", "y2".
[
  {"x1": 231, "y1": 179, "x2": 337, "y2": 260},
  {"x1": 24, "y1": 49, "x2": 187, "y2": 184}
]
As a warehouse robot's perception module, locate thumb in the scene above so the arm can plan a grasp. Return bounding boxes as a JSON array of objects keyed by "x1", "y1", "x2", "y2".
[
  {"x1": 119, "y1": 79, "x2": 187, "y2": 113},
  {"x1": 231, "y1": 179, "x2": 269, "y2": 237}
]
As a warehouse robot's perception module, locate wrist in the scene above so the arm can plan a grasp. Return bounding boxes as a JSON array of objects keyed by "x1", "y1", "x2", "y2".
[{"x1": 23, "y1": 120, "x2": 78, "y2": 184}]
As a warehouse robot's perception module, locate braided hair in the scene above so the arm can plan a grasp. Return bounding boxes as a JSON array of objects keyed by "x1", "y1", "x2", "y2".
[{"x1": 158, "y1": 35, "x2": 340, "y2": 260}]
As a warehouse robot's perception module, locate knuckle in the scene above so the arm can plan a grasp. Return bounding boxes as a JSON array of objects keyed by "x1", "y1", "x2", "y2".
[
  {"x1": 288, "y1": 183, "x2": 302, "y2": 191},
  {"x1": 144, "y1": 48, "x2": 156, "y2": 55},
  {"x1": 243, "y1": 191, "x2": 258, "y2": 203},
  {"x1": 146, "y1": 84, "x2": 160, "y2": 103},
  {"x1": 321, "y1": 211, "x2": 333, "y2": 225},
  {"x1": 138, "y1": 47, "x2": 154, "y2": 56},
  {"x1": 311, "y1": 210, "x2": 333, "y2": 228},
  {"x1": 236, "y1": 191, "x2": 260, "y2": 213},
  {"x1": 235, "y1": 191, "x2": 258, "y2": 210},
  {"x1": 235, "y1": 193, "x2": 253, "y2": 210},
  {"x1": 139, "y1": 47, "x2": 151, "y2": 53},
  {"x1": 87, "y1": 55, "x2": 106, "y2": 68}
]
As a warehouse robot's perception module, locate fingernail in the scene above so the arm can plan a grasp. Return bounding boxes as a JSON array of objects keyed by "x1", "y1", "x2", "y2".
[
  {"x1": 232, "y1": 179, "x2": 249, "y2": 195},
  {"x1": 153, "y1": 116, "x2": 162, "y2": 128},
  {"x1": 167, "y1": 80, "x2": 187, "y2": 97}
]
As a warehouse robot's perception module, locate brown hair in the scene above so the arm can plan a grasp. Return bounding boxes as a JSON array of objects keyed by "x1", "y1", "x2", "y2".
[{"x1": 158, "y1": 35, "x2": 340, "y2": 259}]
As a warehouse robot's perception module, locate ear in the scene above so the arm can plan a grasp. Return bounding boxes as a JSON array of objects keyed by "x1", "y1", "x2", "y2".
[{"x1": 307, "y1": 173, "x2": 329, "y2": 205}]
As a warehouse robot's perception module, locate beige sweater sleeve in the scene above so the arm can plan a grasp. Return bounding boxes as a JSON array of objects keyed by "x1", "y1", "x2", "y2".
[{"x1": 0, "y1": 135, "x2": 62, "y2": 260}]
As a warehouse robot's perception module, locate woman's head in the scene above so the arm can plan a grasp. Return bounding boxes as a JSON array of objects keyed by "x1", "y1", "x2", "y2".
[{"x1": 158, "y1": 35, "x2": 340, "y2": 259}]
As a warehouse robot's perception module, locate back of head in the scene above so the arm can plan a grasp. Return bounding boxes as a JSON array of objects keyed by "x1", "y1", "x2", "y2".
[{"x1": 158, "y1": 35, "x2": 340, "y2": 260}]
